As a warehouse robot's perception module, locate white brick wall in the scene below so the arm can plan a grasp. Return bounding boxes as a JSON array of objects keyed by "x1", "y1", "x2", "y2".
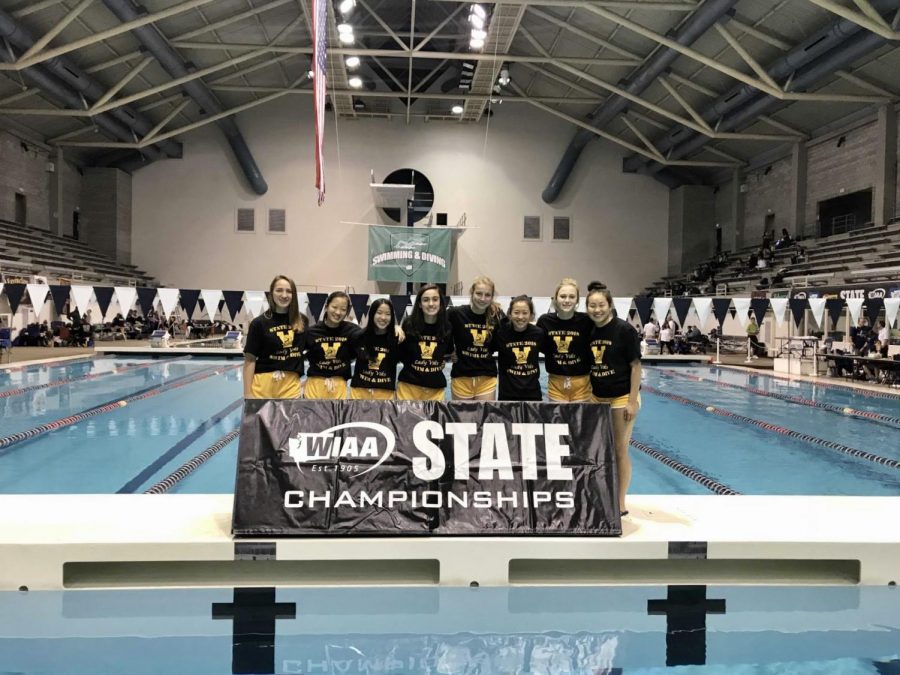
[{"x1": 741, "y1": 156, "x2": 792, "y2": 246}]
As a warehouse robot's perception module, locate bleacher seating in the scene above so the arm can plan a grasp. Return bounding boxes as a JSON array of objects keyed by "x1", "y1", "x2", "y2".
[
  {"x1": 644, "y1": 221, "x2": 900, "y2": 296},
  {"x1": 0, "y1": 219, "x2": 158, "y2": 286}
]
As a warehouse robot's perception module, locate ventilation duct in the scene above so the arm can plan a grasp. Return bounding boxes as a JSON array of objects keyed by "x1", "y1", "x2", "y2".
[
  {"x1": 541, "y1": 0, "x2": 740, "y2": 203},
  {"x1": 101, "y1": 0, "x2": 268, "y2": 195}
]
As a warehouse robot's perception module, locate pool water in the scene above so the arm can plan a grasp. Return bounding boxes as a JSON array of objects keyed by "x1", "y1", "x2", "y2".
[
  {"x1": 1, "y1": 357, "x2": 898, "y2": 496},
  {"x1": 1, "y1": 585, "x2": 898, "y2": 674}
]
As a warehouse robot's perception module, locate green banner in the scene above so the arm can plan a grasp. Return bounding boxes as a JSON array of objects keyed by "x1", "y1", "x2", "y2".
[{"x1": 367, "y1": 226, "x2": 452, "y2": 283}]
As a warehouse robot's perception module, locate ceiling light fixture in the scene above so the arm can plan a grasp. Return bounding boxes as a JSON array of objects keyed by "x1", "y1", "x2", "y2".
[
  {"x1": 348, "y1": 76, "x2": 363, "y2": 88},
  {"x1": 469, "y1": 37, "x2": 484, "y2": 49},
  {"x1": 338, "y1": 0, "x2": 356, "y2": 15},
  {"x1": 468, "y1": 13, "x2": 484, "y2": 29},
  {"x1": 339, "y1": 32, "x2": 355, "y2": 44},
  {"x1": 451, "y1": 105, "x2": 464, "y2": 114},
  {"x1": 345, "y1": 56, "x2": 360, "y2": 68},
  {"x1": 470, "y1": 4, "x2": 486, "y2": 19},
  {"x1": 470, "y1": 28, "x2": 486, "y2": 40},
  {"x1": 337, "y1": 23, "x2": 353, "y2": 33}
]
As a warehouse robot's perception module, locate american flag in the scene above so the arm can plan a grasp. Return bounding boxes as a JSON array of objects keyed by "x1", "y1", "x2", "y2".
[{"x1": 313, "y1": 0, "x2": 327, "y2": 205}]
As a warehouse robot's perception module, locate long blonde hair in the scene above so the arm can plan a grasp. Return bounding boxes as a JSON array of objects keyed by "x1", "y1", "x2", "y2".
[
  {"x1": 551, "y1": 277, "x2": 580, "y2": 312},
  {"x1": 265, "y1": 275, "x2": 306, "y2": 332},
  {"x1": 470, "y1": 275, "x2": 502, "y2": 330}
]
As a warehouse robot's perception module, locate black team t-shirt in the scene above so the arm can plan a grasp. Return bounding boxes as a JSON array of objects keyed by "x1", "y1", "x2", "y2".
[
  {"x1": 448, "y1": 305, "x2": 499, "y2": 378},
  {"x1": 536, "y1": 311, "x2": 593, "y2": 376},
  {"x1": 588, "y1": 317, "x2": 642, "y2": 398},
  {"x1": 495, "y1": 322, "x2": 544, "y2": 401},
  {"x1": 243, "y1": 311, "x2": 306, "y2": 375},
  {"x1": 350, "y1": 332, "x2": 399, "y2": 390},
  {"x1": 397, "y1": 317, "x2": 453, "y2": 389},
  {"x1": 305, "y1": 320, "x2": 363, "y2": 379}
]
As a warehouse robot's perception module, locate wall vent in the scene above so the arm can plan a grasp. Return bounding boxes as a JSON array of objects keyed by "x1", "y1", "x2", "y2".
[
  {"x1": 236, "y1": 208, "x2": 255, "y2": 232},
  {"x1": 523, "y1": 216, "x2": 541, "y2": 240},
  {"x1": 552, "y1": 216, "x2": 571, "y2": 241},
  {"x1": 268, "y1": 209, "x2": 286, "y2": 233}
]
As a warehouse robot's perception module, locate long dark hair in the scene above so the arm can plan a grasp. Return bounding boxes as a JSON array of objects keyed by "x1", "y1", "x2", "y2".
[
  {"x1": 360, "y1": 298, "x2": 397, "y2": 360},
  {"x1": 407, "y1": 284, "x2": 449, "y2": 337},
  {"x1": 322, "y1": 291, "x2": 351, "y2": 324},
  {"x1": 264, "y1": 275, "x2": 306, "y2": 331},
  {"x1": 586, "y1": 281, "x2": 614, "y2": 316}
]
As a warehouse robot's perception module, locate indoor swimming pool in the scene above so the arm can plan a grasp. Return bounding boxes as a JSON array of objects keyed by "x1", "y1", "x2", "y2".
[{"x1": 0, "y1": 356, "x2": 897, "y2": 496}]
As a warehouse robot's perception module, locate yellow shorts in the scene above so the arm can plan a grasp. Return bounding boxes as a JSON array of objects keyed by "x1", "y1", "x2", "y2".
[
  {"x1": 547, "y1": 374, "x2": 592, "y2": 402},
  {"x1": 303, "y1": 376, "x2": 348, "y2": 400},
  {"x1": 397, "y1": 381, "x2": 445, "y2": 401},
  {"x1": 592, "y1": 393, "x2": 642, "y2": 409},
  {"x1": 450, "y1": 375, "x2": 497, "y2": 399},
  {"x1": 350, "y1": 387, "x2": 395, "y2": 401},
  {"x1": 250, "y1": 371, "x2": 302, "y2": 399}
]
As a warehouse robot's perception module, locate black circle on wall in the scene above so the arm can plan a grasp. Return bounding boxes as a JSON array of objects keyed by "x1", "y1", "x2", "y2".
[{"x1": 381, "y1": 168, "x2": 434, "y2": 224}]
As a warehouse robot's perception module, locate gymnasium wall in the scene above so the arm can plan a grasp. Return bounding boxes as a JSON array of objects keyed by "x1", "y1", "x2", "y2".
[{"x1": 131, "y1": 99, "x2": 670, "y2": 296}]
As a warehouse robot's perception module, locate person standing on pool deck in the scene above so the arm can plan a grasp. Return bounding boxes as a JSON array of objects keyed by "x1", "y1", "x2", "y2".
[
  {"x1": 350, "y1": 298, "x2": 400, "y2": 400},
  {"x1": 449, "y1": 275, "x2": 503, "y2": 401},
  {"x1": 304, "y1": 291, "x2": 363, "y2": 400},
  {"x1": 537, "y1": 278, "x2": 593, "y2": 402},
  {"x1": 397, "y1": 285, "x2": 453, "y2": 401},
  {"x1": 243, "y1": 275, "x2": 307, "y2": 399},
  {"x1": 586, "y1": 281, "x2": 641, "y2": 516},
  {"x1": 494, "y1": 295, "x2": 545, "y2": 401}
]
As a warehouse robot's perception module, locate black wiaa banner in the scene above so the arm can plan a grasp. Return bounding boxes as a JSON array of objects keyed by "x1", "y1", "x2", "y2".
[{"x1": 233, "y1": 400, "x2": 620, "y2": 536}]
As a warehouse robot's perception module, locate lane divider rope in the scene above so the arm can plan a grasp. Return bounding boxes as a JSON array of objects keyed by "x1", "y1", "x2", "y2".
[
  {"x1": 650, "y1": 367, "x2": 900, "y2": 428},
  {"x1": 0, "y1": 364, "x2": 240, "y2": 453},
  {"x1": 0, "y1": 356, "x2": 191, "y2": 399},
  {"x1": 630, "y1": 437, "x2": 740, "y2": 495},
  {"x1": 713, "y1": 364, "x2": 900, "y2": 401},
  {"x1": 642, "y1": 384, "x2": 900, "y2": 470},
  {"x1": 145, "y1": 429, "x2": 241, "y2": 494}
]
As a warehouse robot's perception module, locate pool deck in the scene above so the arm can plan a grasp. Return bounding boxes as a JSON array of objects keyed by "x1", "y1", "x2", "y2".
[{"x1": 1, "y1": 494, "x2": 896, "y2": 590}]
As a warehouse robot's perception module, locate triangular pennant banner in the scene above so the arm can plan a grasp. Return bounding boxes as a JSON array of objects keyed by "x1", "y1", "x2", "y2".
[
  {"x1": 243, "y1": 291, "x2": 267, "y2": 319},
  {"x1": 0, "y1": 284, "x2": 3, "y2": 305},
  {"x1": 671, "y1": 297, "x2": 692, "y2": 326},
  {"x1": 865, "y1": 297, "x2": 884, "y2": 326},
  {"x1": 769, "y1": 298, "x2": 788, "y2": 327},
  {"x1": 157, "y1": 288, "x2": 181, "y2": 319},
  {"x1": 692, "y1": 297, "x2": 712, "y2": 328},
  {"x1": 200, "y1": 289, "x2": 223, "y2": 321},
  {"x1": 136, "y1": 287, "x2": 157, "y2": 316},
  {"x1": 533, "y1": 296, "x2": 552, "y2": 319},
  {"x1": 114, "y1": 286, "x2": 137, "y2": 318},
  {"x1": 712, "y1": 298, "x2": 732, "y2": 327},
  {"x1": 449, "y1": 295, "x2": 467, "y2": 308},
  {"x1": 825, "y1": 298, "x2": 844, "y2": 330},
  {"x1": 390, "y1": 295, "x2": 411, "y2": 322},
  {"x1": 307, "y1": 293, "x2": 327, "y2": 322},
  {"x1": 350, "y1": 294, "x2": 370, "y2": 323},
  {"x1": 808, "y1": 298, "x2": 826, "y2": 329},
  {"x1": 179, "y1": 289, "x2": 201, "y2": 319},
  {"x1": 26, "y1": 284, "x2": 50, "y2": 313},
  {"x1": 652, "y1": 297, "x2": 672, "y2": 324},
  {"x1": 884, "y1": 298, "x2": 900, "y2": 328},
  {"x1": 732, "y1": 298, "x2": 751, "y2": 328},
  {"x1": 789, "y1": 298, "x2": 807, "y2": 328},
  {"x1": 222, "y1": 290, "x2": 244, "y2": 321},
  {"x1": 613, "y1": 297, "x2": 633, "y2": 321},
  {"x1": 633, "y1": 297, "x2": 653, "y2": 326},
  {"x1": 750, "y1": 298, "x2": 769, "y2": 326},
  {"x1": 71, "y1": 285, "x2": 94, "y2": 317},
  {"x1": 49, "y1": 285, "x2": 71, "y2": 316},
  {"x1": 845, "y1": 297, "x2": 864, "y2": 324},
  {"x1": 3, "y1": 284, "x2": 26, "y2": 314},
  {"x1": 93, "y1": 286, "x2": 115, "y2": 320}
]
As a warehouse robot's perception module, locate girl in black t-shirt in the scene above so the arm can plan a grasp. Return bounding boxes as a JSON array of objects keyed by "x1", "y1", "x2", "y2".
[
  {"x1": 495, "y1": 295, "x2": 545, "y2": 401},
  {"x1": 448, "y1": 275, "x2": 503, "y2": 401},
  {"x1": 537, "y1": 277, "x2": 593, "y2": 402},
  {"x1": 586, "y1": 282, "x2": 642, "y2": 516},
  {"x1": 243, "y1": 275, "x2": 307, "y2": 399},
  {"x1": 397, "y1": 284, "x2": 453, "y2": 401},
  {"x1": 350, "y1": 299, "x2": 400, "y2": 400},
  {"x1": 305, "y1": 291, "x2": 363, "y2": 400}
]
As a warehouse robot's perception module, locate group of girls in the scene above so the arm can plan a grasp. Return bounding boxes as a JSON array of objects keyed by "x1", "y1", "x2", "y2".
[{"x1": 242, "y1": 274, "x2": 641, "y2": 513}]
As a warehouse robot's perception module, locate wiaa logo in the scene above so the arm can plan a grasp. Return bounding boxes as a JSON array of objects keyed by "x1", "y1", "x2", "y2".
[
  {"x1": 288, "y1": 422, "x2": 395, "y2": 476},
  {"x1": 868, "y1": 288, "x2": 886, "y2": 299}
]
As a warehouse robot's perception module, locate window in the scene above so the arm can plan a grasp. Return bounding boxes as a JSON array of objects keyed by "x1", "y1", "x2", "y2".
[
  {"x1": 552, "y1": 216, "x2": 571, "y2": 242},
  {"x1": 236, "y1": 208, "x2": 255, "y2": 232},
  {"x1": 523, "y1": 215, "x2": 541, "y2": 241},
  {"x1": 268, "y1": 209, "x2": 286, "y2": 233}
]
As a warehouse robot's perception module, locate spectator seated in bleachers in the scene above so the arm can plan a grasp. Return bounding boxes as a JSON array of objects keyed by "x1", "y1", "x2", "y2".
[
  {"x1": 756, "y1": 276, "x2": 770, "y2": 291},
  {"x1": 775, "y1": 228, "x2": 793, "y2": 249},
  {"x1": 790, "y1": 245, "x2": 806, "y2": 264}
]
